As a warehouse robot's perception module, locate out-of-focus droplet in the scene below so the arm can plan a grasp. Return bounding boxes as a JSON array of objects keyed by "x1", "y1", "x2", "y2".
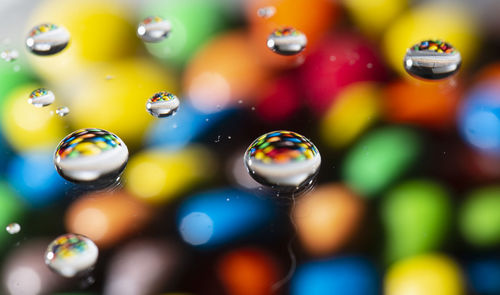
[
  {"x1": 44, "y1": 233, "x2": 98, "y2": 278},
  {"x1": 54, "y1": 128, "x2": 129, "y2": 183},
  {"x1": 404, "y1": 40, "x2": 461, "y2": 80},
  {"x1": 55, "y1": 106, "x2": 69, "y2": 117},
  {"x1": 244, "y1": 130, "x2": 321, "y2": 191},
  {"x1": 137, "y1": 16, "x2": 171, "y2": 43},
  {"x1": 6, "y1": 223, "x2": 21, "y2": 234},
  {"x1": 28, "y1": 88, "x2": 55, "y2": 107},
  {"x1": 257, "y1": 6, "x2": 276, "y2": 19},
  {"x1": 26, "y1": 23, "x2": 70, "y2": 56},
  {"x1": 267, "y1": 27, "x2": 307, "y2": 56},
  {"x1": 146, "y1": 91, "x2": 180, "y2": 118},
  {"x1": 1, "y1": 49, "x2": 19, "y2": 62}
]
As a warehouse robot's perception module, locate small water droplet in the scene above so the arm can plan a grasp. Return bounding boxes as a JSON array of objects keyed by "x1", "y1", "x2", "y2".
[
  {"x1": 329, "y1": 56, "x2": 336, "y2": 62},
  {"x1": 366, "y1": 63, "x2": 373, "y2": 69},
  {"x1": 244, "y1": 130, "x2": 321, "y2": 191},
  {"x1": 26, "y1": 23, "x2": 70, "y2": 56},
  {"x1": 205, "y1": 118, "x2": 210, "y2": 122},
  {"x1": 105, "y1": 75, "x2": 114, "y2": 80},
  {"x1": 45, "y1": 233, "x2": 98, "y2": 278},
  {"x1": 28, "y1": 88, "x2": 55, "y2": 107},
  {"x1": 13, "y1": 64, "x2": 20, "y2": 72},
  {"x1": 251, "y1": 106, "x2": 256, "y2": 111},
  {"x1": 404, "y1": 39, "x2": 461, "y2": 80},
  {"x1": 146, "y1": 91, "x2": 180, "y2": 118},
  {"x1": 227, "y1": 136, "x2": 232, "y2": 140},
  {"x1": 1, "y1": 49, "x2": 18, "y2": 62},
  {"x1": 172, "y1": 123, "x2": 178, "y2": 129},
  {"x1": 238, "y1": 100, "x2": 243, "y2": 104},
  {"x1": 54, "y1": 128, "x2": 129, "y2": 184},
  {"x1": 55, "y1": 106, "x2": 69, "y2": 117},
  {"x1": 257, "y1": 6, "x2": 276, "y2": 19},
  {"x1": 226, "y1": 197, "x2": 230, "y2": 201},
  {"x1": 6, "y1": 223, "x2": 20, "y2": 234},
  {"x1": 214, "y1": 135, "x2": 221, "y2": 143},
  {"x1": 267, "y1": 27, "x2": 307, "y2": 56},
  {"x1": 137, "y1": 16, "x2": 171, "y2": 43}
]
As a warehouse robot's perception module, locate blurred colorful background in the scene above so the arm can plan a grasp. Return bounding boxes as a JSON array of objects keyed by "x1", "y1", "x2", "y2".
[{"x1": 1, "y1": 0, "x2": 500, "y2": 294}]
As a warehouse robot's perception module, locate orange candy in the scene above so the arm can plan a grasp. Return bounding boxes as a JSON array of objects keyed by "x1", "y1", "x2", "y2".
[
  {"x1": 217, "y1": 248, "x2": 281, "y2": 295},
  {"x1": 383, "y1": 79, "x2": 462, "y2": 129},
  {"x1": 245, "y1": 0, "x2": 339, "y2": 68},
  {"x1": 292, "y1": 184, "x2": 365, "y2": 256},
  {"x1": 65, "y1": 190, "x2": 152, "y2": 249}
]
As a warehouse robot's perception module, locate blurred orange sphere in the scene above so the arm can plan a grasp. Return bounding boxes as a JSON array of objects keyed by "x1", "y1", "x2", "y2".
[
  {"x1": 217, "y1": 248, "x2": 281, "y2": 295},
  {"x1": 65, "y1": 190, "x2": 152, "y2": 249},
  {"x1": 292, "y1": 184, "x2": 365, "y2": 256}
]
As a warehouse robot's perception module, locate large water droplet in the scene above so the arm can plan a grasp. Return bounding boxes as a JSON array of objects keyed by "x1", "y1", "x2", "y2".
[
  {"x1": 137, "y1": 16, "x2": 171, "y2": 43},
  {"x1": 267, "y1": 27, "x2": 307, "y2": 56},
  {"x1": 55, "y1": 106, "x2": 69, "y2": 117},
  {"x1": 257, "y1": 6, "x2": 276, "y2": 18},
  {"x1": 26, "y1": 23, "x2": 70, "y2": 56},
  {"x1": 45, "y1": 233, "x2": 98, "y2": 278},
  {"x1": 146, "y1": 91, "x2": 180, "y2": 118},
  {"x1": 5, "y1": 223, "x2": 21, "y2": 234},
  {"x1": 1, "y1": 49, "x2": 18, "y2": 62},
  {"x1": 28, "y1": 88, "x2": 55, "y2": 107},
  {"x1": 244, "y1": 130, "x2": 321, "y2": 191},
  {"x1": 403, "y1": 40, "x2": 461, "y2": 80},
  {"x1": 54, "y1": 128, "x2": 129, "y2": 183}
]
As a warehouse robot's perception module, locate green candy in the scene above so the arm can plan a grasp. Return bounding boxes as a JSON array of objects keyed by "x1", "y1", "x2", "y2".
[
  {"x1": 460, "y1": 186, "x2": 500, "y2": 247},
  {"x1": 381, "y1": 180, "x2": 452, "y2": 262},
  {"x1": 0, "y1": 182, "x2": 24, "y2": 246},
  {"x1": 342, "y1": 126, "x2": 422, "y2": 197},
  {"x1": 140, "y1": 0, "x2": 227, "y2": 67}
]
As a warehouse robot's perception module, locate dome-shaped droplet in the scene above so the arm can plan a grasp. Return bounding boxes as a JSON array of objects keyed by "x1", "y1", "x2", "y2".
[
  {"x1": 403, "y1": 40, "x2": 461, "y2": 80},
  {"x1": 55, "y1": 106, "x2": 70, "y2": 117},
  {"x1": 244, "y1": 131, "x2": 321, "y2": 190},
  {"x1": 137, "y1": 16, "x2": 171, "y2": 43},
  {"x1": 26, "y1": 23, "x2": 70, "y2": 56},
  {"x1": 54, "y1": 128, "x2": 129, "y2": 183},
  {"x1": 5, "y1": 223, "x2": 21, "y2": 234},
  {"x1": 146, "y1": 91, "x2": 180, "y2": 118},
  {"x1": 28, "y1": 88, "x2": 55, "y2": 107},
  {"x1": 267, "y1": 27, "x2": 307, "y2": 56},
  {"x1": 45, "y1": 233, "x2": 98, "y2": 278}
]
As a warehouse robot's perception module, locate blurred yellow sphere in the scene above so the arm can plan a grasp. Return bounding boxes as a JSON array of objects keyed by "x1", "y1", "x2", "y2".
[
  {"x1": 343, "y1": 0, "x2": 408, "y2": 37},
  {"x1": 65, "y1": 58, "x2": 177, "y2": 148},
  {"x1": 125, "y1": 146, "x2": 215, "y2": 205},
  {"x1": 0, "y1": 84, "x2": 66, "y2": 152},
  {"x1": 382, "y1": 2, "x2": 480, "y2": 77},
  {"x1": 385, "y1": 254, "x2": 465, "y2": 295},
  {"x1": 321, "y1": 82, "x2": 381, "y2": 148},
  {"x1": 26, "y1": 0, "x2": 138, "y2": 82}
]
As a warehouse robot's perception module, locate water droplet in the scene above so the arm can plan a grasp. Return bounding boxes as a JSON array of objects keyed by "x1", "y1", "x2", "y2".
[
  {"x1": 54, "y1": 128, "x2": 129, "y2": 183},
  {"x1": 55, "y1": 106, "x2": 69, "y2": 117},
  {"x1": 28, "y1": 88, "x2": 55, "y2": 107},
  {"x1": 366, "y1": 62, "x2": 373, "y2": 69},
  {"x1": 214, "y1": 135, "x2": 221, "y2": 143},
  {"x1": 6, "y1": 223, "x2": 20, "y2": 234},
  {"x1": 251, "y1": 106, "x2": 256, "y2": 111},
  {"x1": 257, "y1": 6, "x2": 276, "y2": 18},
  {"x1": 137, "y1": 16, "x2": 171, "y2": 43},
  {"x1": 1, "y1": 49, "x2": 18, "y2": 62},
  {"x1": 13, "y1": 65, "x2": 20, "y2": 72},
  {"x1": 238, "y1": 100, "x2": 243, "y2": 104},
  {"x1": 228, "y1": 136, "x2": 232, "y2": 140},
  {"x1": 45, "y1": 233, "x2": 98, "y2": 278},
  {"x1": 244, "y1": 130, "x2": 321, "y2": 191},
  {"x1": 226, "y1": 197, "x2": 230, "y2": 201},
  {"x1": 205, "y1": 118, "x2": 210, "y2": 122},
  {"x1": 146, "y1": 91, "x2": 180, "y2": 118},
  {"x1": 329, "y1": 55, "x2": 336, "y2": 62},
  {"x1": 105, "y1": 75, "x2": 114, "y2": 80},
  {"x1": 267, "y1": 27, "x2": 307, "y2": 56},
  {"x1": 26, "y1": 23, "x2": 70, "y2": 56},
  {"x1": 404, "y1": 39, "x2": 461, "y2": 80}
]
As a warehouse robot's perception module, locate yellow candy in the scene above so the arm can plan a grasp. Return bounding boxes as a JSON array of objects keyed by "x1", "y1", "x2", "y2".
[
  {"x1": 320, "y1": 82, "x2": 381, "y2": 148},
  {"x1": 0, "y1": 84, "x2": 66, "y2": 152},
  {"x1": 26, "y1": 0, "x2": 138, "y2": 82},
  {"x1": 125, "y1": 146, "x2": 215, "y2": 205},
  {"x1": 342, "y1": 0, "x2": 408, "y2": 37},
  {"x1": 65, "y1": 58, "x2": 177, "y2": 148},
  {"x1": 383, "y1": 2, "x2": 480, "y2": 77},
  {"x1": 385, "y1": 254, "x2": 465, "y2": 295}
]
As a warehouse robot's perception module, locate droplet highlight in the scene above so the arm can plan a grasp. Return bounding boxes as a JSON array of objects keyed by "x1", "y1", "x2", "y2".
[
  {"x1": 5, "y1": 223, "x2": 21, "y2": 234},
  {"x1": 244, "y1": 130, "x2": 321, "y2": 191},
  {"x1": 137, "y1": 16, "x2": 171, "y2": 43},
  {"x1": 267, "y1": 27, "x2": 307, "y2": 56},
  {"x1": 28, "y1": 88, "x2": 55, "y2": 107},
  {"x1": 54, "y1": 128, "x2": 129, "y2": 183},
  {"x1": 404, "y1": 40, "x2": 461, "y2": 80},
  {"x1": 26, "y1": 23, "x2": 70, "y2": 56},
  {"x1": 45, "y1": 233, "x2": 98, "y2": 278},
  {"x1": 146, "y1": 91, "x2": 180, "y2": 118}
]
